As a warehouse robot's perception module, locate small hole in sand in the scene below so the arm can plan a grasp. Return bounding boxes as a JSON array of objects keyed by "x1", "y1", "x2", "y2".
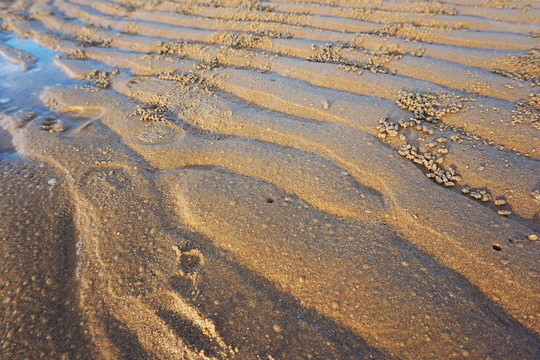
[
  {"x1": 266, "y1": 197, "x2": 274, "y2": 203},
  {"x1": 492, "y1": 244, "x2": 502, "y2": 251}
]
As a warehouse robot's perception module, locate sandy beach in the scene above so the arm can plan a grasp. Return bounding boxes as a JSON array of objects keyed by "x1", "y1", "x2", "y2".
[{"x1": 0, "y1": 0, "x2": 539, "y2": 358}]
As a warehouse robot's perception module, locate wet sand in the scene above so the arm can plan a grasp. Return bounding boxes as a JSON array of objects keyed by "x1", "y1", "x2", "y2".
[
  {"x1": 0, "y1": 126, "x2": 14, "y2": 152},
  {"x1": 0, "y1": 0, "x2": 539, "y2": 359}
]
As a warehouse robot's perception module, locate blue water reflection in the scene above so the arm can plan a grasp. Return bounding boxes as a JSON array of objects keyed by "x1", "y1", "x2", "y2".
[{"x1": 0, "y1": 32, "x2": 75, "y2": 109}]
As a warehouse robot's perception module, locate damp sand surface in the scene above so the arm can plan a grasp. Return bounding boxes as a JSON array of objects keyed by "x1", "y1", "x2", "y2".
[
  {"x1": 0, "y1": 0, "x2": 539, "y2": 359},
  {"x1": 0, "y1": 126, "x2": 14, "y2": 153}
]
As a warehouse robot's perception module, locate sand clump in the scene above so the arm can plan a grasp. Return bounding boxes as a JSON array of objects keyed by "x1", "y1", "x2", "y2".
[
  {"x1": 158, "y1": 71, "x2": 219, "y2": 94},
  {"x1": 157, "y1": 40, "x2": 207, "y2": 58},
  {"x1": 131, "y1": 97, "x2": 169, "y2": 122},
  {"x1": 492, "y1": 50, "x2": 540, "y2": 86},
  {"x1": 66, "y1": 49, "x2": 88, "y2": 60},
  {"x1": 374, "y1": 23, "x2": 447, "y2": 42},
  {"x1": 83, "y1": 69, "x2": 117, "y2": 89},
  {"x1": 513, "y1": 93, "x2": 540, "y2": 129},
  {"x1": 308, "y1": 42, "x2": 396, "y2": 75},
  {"x1": 74, "y1": 27, "x2": 112, "y2": 48},
  {"x1": 210, "y1": 31, "x2": 291, "y2": 49}
]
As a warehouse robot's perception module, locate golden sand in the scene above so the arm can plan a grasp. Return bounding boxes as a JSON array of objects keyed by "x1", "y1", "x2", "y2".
[{"x1": 0, "y1": 0, "x2": 538, "y2": 358}]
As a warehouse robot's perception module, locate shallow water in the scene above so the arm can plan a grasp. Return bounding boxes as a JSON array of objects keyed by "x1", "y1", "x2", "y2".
[
  {"x1": 0, "y1": 32, "x2": 75, "y2": 110},
  {"x1": 0, "y1": 32, "x2": 78, "y2": 155}
]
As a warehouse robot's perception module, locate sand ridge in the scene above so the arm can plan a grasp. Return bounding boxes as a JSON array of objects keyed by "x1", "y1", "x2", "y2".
[{"x1": 0, "y1": 0, "x2": 539, "y2": 359}]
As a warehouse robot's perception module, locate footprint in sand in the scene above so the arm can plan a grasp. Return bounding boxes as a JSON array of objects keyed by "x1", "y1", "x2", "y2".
[
  {"x1": 0, "y1": 108, "x2": 231, "y2": 359},
  {"x1": 40, "y1": 116, "x2": 72, "y2": 133},
  {"x1": 170, "y1": 246, "x2": 203, "y2": 298},
  {"x1": 10, "y1": 110, "x2": 38, "y2": 129},
  {"x1": 137, "y1": 124, "x2": 178, "y2": 144}
]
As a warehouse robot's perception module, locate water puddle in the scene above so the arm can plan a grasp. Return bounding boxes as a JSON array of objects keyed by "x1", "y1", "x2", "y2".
[
  {"x1": 0, "y1": 32, "x2": 76, "y2": 110},
  {"x1": 0, "y1": 31, "x2": 79, "y2": 156}
]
